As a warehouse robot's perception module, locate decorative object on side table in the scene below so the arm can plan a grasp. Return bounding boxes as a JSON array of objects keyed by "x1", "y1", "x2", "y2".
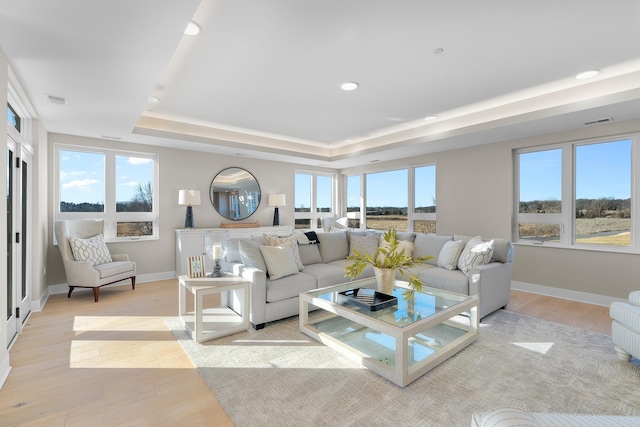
[
  {"x1": 206, "y1": 230, "x2": 229, "y2": 277},
  {"x1": 179, "y1": 189, "x2": 201, "y2": 228},
  {"x1": 187, "y1": 255, "x2": 206, "y2": 278},
  {"x1": 345, "y1": 229, "x2": 433, "y2": 299},
  {"x1": 268, "y1": 193, "x2": 286, "y2": 226}
]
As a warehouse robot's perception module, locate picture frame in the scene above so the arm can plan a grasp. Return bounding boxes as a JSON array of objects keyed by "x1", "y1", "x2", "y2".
[{"x1": 187, "y1": 255, "x2": 206, "y2": 278}]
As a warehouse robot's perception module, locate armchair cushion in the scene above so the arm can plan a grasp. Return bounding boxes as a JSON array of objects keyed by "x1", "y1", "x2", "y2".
[{"x1": 69, "y1": 233, "x2": 112, "y2": 265}]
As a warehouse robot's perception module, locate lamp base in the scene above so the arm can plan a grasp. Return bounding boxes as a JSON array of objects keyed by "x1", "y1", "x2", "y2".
[
  {"x1": 184, "y1": 205, "x2": 195, "y2": 228},
  {"x1": 208, "y1": 259, "x2": 224, "y2": 277},
  {"x1": 272, "y1": 206, "x2": 280, "y2": 226}
]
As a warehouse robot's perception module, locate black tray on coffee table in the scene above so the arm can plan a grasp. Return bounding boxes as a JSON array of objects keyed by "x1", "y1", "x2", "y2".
[{"x1": 338, "y1": 288, "x2": 398, "y2": 311}]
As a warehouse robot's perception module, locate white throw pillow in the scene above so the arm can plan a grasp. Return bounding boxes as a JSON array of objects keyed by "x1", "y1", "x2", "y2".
[
  {"x1": 437, "y1": 240, "x2": 465, "y2": 270},
  {"x1": 377, "y1": 238, "x2": 414, "y2": 263},
  {"x1": 259, "y1": 245, "x2": 299, "y2": 280},
  {"x1": 69, "y1": 234, "x2": 112, "y2": 266},
  {"x1": 263, "y1": 234, "x2": 304, "y2": 271},
  {"x1": 457, "y1": 236, "x2": 494, "y2": 275},
  {"x1": 238, "y1": 238, "x2": 268, "y2": 272}
]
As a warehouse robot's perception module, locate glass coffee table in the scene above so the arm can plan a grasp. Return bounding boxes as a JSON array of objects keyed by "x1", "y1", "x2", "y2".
[{"x1": 299, "y1": 277, "x2": 479, "y2": 387}]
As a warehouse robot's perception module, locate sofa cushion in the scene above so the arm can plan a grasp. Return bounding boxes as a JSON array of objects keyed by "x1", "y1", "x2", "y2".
[
  {"x1": 437, "y1": 239, "x2": 465, "y2": 270},
  {"x1": 327, "y1": 259, "x2": 375, "y2": 279},
  {"x1": 69, "y1": 233, "x2": 112, "y2": 265},
  {"x1": 317, "y1": 232, "x2": 349, "y2": 263},
  {"x1": 349, "y1": 233, "x2": 380, "y2": 258},
  {"x1": 301, "y1": 263, "x2": 350, "y2": 288},
  {"x1": 396, "y1": 232, "x2": 416, "y2": 242},
  {"x1": 94, "y1": 261, "x2": 134, "y2": 279},
  {"x1": 260, "y1": 245, "x2": 300, "y2": 280},
  {"x1": 413, "y1": 234, "x2": 452, "y2": 266},
  {"x1": 264, "y1": 234, "x2": 303, "y2": 271},
  {"x1": 238, "y1": 237, "x2": 268, "y2": 272},
  {"x1": 266, "y1": 272, "x2": 317, "y2": 303},
  {"x1": 458, "y1": 237, "x2": 494, "y2": 275},
  {"x1": 491, "y1": 238, "x2": 513, "y2": 263},
  {"x1": 298, "y1": 244, "x2": 323, "y2": 266},
  {"x1": 418, "y1": 267, "x2": 469, "y2": 295}
]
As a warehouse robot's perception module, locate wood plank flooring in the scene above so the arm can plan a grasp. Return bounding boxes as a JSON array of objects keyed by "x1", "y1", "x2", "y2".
[{"x1": 0, "y1": 281, "x2": 613, "y2": 426}]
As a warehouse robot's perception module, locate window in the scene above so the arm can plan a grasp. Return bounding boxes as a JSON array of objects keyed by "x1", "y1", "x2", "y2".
[
  {"x1": 7, "y1": 103, "x2": 21, "y2": 132},
  {"x1": 413, "y1": 165, "x2": 436, "y2": 233},
  {"x1": 294, "y1": 171, "x2": 336, "y2": 229},
  {"x1": 57, "y1": 146, "x2": 158, "y2": 240},
  {"x1": 515, "y1": 137, "x2": 635, "y2": 250},
  {"x1": 345, "y1": 165, "x2": 436, "y2": 232},
  {"x1": 366, "y1": 169, "x2": 408, "y2": 231}
]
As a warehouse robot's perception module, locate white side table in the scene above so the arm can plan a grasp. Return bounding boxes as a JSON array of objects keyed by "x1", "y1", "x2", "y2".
[{"x1": 178, "y1": 274, "x2": 250, "y2": 343}]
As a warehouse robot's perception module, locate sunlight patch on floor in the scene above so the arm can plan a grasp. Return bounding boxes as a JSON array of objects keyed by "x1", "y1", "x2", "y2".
[
  {"x1": 512, "y1": 341, "x2": 555, "y2": 354},
  {"x1": 73, "y1": 315, "x2": 169, "y2": 332}
]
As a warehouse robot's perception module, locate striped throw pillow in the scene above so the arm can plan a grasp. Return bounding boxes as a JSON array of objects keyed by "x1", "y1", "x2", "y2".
[{"x1": 259, "y1": 245, "x2": 300, "y2": 280}]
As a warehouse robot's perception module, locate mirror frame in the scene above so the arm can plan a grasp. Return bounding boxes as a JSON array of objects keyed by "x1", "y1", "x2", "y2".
[{"x1": 209, "y1": 167, "x2": 261, "y2": 220}]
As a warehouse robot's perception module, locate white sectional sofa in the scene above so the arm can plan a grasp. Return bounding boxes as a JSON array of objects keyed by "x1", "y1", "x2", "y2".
[{"x1": 224, "y1": 230, "x2": 514, "y2": 329}]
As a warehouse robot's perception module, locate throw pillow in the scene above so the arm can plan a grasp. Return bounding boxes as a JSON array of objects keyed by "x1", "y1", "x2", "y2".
[
  {"x1": 238, "y1": 238, "x2": 268, "y2": 272},
  {"x1": 349, "y1": 233, "x2": 380, "y2": 258},
  {"x1": 69, "y1": 234, "x2": 112, "y2": 266},
  {"x1": 437, "y1": 240, "x2": 465, "y2": 270},
  {"x1": 377, "y1": 239, "x2": 414, "y2": 264},
  {"x1": 259, "y1": 245, "x2": 299, "y2": 280},
  {"x1": 457, "y1": 236, "x2": 495, "y2": 275},
  {"x1": 303, "y1": 230, "x2": 319, "y2": 244},
  {"x1": 263, "y1": 234, "x2": 304, "y2": 271}
]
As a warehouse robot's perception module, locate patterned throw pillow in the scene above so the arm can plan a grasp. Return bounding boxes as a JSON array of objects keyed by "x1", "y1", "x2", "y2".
[
  {"x1": 457, "y1": 236, "x2": 494, "y2": 275},
  {"x1": 69, "y1": 234, "x2": 112, "y2": 266},
  {"x1": 349, "y1": 233, "x2": 380, "y2": 258},
  {"x1": 259, "y1": 245, "x2": 299, "y2": 280},
  {"x1": 437, "y1": 240, "x2": 465, "y2": 270},
  {"x1": 263, "y1": 234, "x2": 304, "y2": 271}
]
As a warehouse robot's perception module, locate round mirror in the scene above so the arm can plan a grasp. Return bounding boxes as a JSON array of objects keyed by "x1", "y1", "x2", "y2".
[{"x1": 209, "y1": 167, "x2": 261, "y2": 220}]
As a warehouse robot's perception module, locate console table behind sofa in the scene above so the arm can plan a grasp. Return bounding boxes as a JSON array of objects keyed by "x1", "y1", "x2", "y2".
[{"x1": 175, "y1": 226, "x2": 294, "y2": 277}]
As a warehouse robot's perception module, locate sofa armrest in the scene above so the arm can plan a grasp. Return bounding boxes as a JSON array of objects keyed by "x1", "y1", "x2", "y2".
[
  {"x1": 239, "y1": 267, "x2": 268, "y2": 326},
  {"x1": 468, "y1": 261, "x2": 512, "y2": 319},
  {"x1": 110, "y1": 253, "x2": 130, "y2": 262},
  {"x1": 610, "y1": 300, "x2": 640, "y2": 334},
  {"x1": 629, "y1": 290, "x2": 640, "y2": 307},
  {"x1": 62, "y1": 259, "x2": 100, "y2": 286}
]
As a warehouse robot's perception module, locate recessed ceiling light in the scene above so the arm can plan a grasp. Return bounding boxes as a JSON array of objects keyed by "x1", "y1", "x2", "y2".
[
  {"x1": 576, "y1": 70, "x2": 599, "y2": 80},
  {"x1": 185, "y1": 21, "x2": 201, "y2": 36},
  {"x1": 424, "y1": 115, "x2": 438, "y2": 122},
  {"x1": 148, "y1": 96, "x2": 160, "y2": 103},
  {"x1": 154, "y1": 84, "x2": 165, "y2": 91},
  {"x1": 433, "y1": 48, "x2": 444, "y2": 54},
  {"x1": 340, "y1": 82, "x2": 359, "y2": 91}
]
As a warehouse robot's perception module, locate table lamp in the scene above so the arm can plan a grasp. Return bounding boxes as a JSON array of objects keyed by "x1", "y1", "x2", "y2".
[
  {"x1": 268, "y1": 193, "x2": 286, "y2": 226},
  {"x1": 178, "y1": 189, "x2": 201, "y2": 228}
]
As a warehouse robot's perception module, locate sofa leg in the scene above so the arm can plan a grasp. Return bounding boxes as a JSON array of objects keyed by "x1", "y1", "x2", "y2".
[
  {"x1": 252, "y1": 323, "x2": 265, "y2": 330},
  {"x1": 93, "y1": 288, "x2": 99, "y2": 303},
  {"x1": 614, "y1": 346, "x2": 632, "y2": 362},
  {"x1": 131, "y1": 276, "x2": 136, "y2": 290},
  {"x1": 68, "y1": 286, "x2": 75, "y2": 298}
]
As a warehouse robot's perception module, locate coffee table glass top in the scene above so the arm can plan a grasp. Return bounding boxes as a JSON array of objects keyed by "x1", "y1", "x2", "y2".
[{"x1": 308, "y1": 277, "x2": 470, "y2": 328}]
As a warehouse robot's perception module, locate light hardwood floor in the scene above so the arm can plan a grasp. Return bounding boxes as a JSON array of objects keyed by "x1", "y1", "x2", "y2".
[{"x1": 0, "y1": 281, "x2": 612, "y2": 426}]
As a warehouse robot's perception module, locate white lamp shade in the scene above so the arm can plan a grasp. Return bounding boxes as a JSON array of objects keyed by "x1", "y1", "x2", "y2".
[
  {"x1": 268, "y1": 193, "x2": 286, "y2": 207},
  {"x1": 178, "y1": 189, "x2": 201, "y2": 206}
]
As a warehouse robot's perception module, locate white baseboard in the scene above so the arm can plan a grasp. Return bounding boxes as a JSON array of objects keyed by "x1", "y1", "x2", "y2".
[
  {"x1": 0, "y1": 353, "x2": 11, "y2": 390},
  {"x1": 44, "y1": 271, "x2": 177, "y2": 298},
  {"x1": 512, "y1": 280, "x2": 627, "y2": 307}
]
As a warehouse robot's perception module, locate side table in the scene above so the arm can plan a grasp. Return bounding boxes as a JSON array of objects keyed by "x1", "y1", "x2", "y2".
[{"x1": 178, "y1": 274, "x2": 250, "y2": 343}]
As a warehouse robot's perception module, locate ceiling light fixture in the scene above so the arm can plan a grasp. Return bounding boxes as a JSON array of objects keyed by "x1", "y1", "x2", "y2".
[
  {"x1": 576, "y1": 70, "x2": 599, "y2": 80},
  {"x1": 340, "y1": 82, "x2": 359, "y2": 91},
  {"x1": 184, "y1": 21, "x2": 201, "y2": 36},
  {"x1": 424, "y1": 115, "x2": 438, "y2": 122}
]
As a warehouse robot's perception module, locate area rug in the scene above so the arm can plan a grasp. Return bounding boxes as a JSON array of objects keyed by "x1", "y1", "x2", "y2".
[{"x1": 166, "y1": 310, "x2": 640, "y2": 426}]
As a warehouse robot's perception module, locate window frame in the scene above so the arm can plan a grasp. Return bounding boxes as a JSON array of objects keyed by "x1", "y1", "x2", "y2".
[
  {"x1": 55, "y1": 144, "x2": 159, "y2": 242},
  {"x1": 514, "y1": 134, "x2": 639, "y2": 253},
  {"x1": 294, "y1": 170, "x2": 337, "y2": 229}
]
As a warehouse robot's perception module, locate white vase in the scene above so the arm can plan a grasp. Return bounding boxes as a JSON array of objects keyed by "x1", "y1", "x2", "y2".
[{"x1": 373, "y1": 267, "x2": 396, "y2": 295}]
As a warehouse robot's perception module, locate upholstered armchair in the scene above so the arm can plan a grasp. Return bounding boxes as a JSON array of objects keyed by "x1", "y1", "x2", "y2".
[
  {"x1": 55, "y1": 220, "x2": 136, "y2": 302},
  {"x1": 610, "y1": 291, "x2": 640, "y2": 361}
]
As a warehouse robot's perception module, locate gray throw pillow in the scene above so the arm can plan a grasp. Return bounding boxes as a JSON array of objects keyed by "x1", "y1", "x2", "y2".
[
  {"x1": 238, "y1": 238, "x2": 267, "y2": 272},
  {"x1": 349, "y1": 233, "x2": 380, "y2": 258}
]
